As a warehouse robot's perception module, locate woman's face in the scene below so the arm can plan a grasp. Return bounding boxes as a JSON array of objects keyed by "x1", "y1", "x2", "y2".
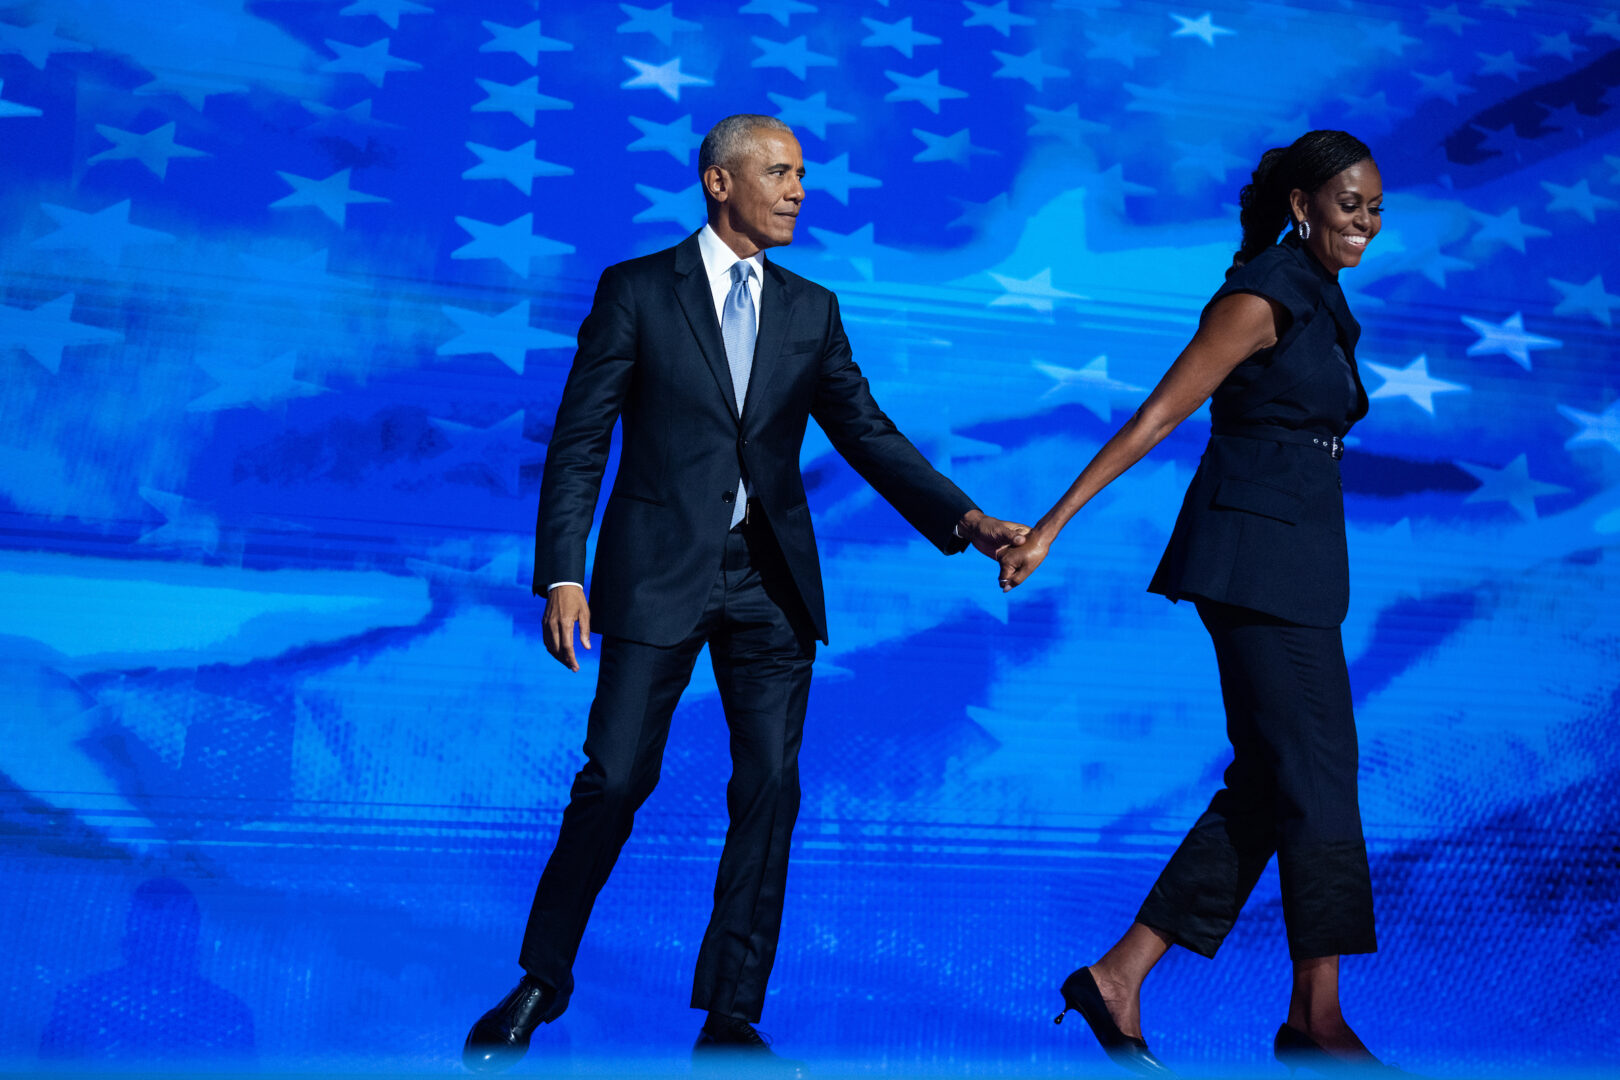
[{"x1": 1292, "y1": 158, "x2": 1382, "y2": 275}]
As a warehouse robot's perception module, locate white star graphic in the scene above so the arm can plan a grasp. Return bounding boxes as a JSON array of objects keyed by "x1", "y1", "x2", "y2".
[
  {"x1": 340, "y1": 0, "x2": 432, "y2": 29},
  {"x1": 752, "y1": 36, "x2": 836, "y2": 79},
  {"x1": 621, "y1": 56, "x2": 711, "y2": 101},
  {"x1": 1169, "y1": 12, "x2": 1235, "y2": 46},
  {"x1": 1457, "y1": 455, "x2": 1567, "y2": 521},
  {"x1": 1033, "y1": 356, "x2": 1143, "y2": 419},
  {"x1": 633, "y1": 182, "x2": 702, "y2": 225},
  {"x1": 1541, "y1": 179, "x2": 1617, "y2": 224},
  {"x1": 912, "y1": 128, "x2": 994, "y2": 166},
  {"x1": 617, "y1": 4, "x2": 701, "y2": 46},
  {"x1": 1469, "y1": 206, "x2": 1549, "y2": 253},
  {"x1": 438, "y1": 302, "x2": 572, "y2": 374},
  {"x1": 1557, "y1": 401, "x2": 1620, "y2": 455},
  {"x1": 884, "y1": 69, "x2": 968, "y2": 113},
  {"x1": 87, "y1": 122, "x2": 208, "y2": 179},
  {"x1": 463, "y1": 141, "x2": 573, "y2": 195},
  {"x1": 860, "y1": 16, "x2": 939, "y2": 58},
  {"x1": 0, "y1": 19, "x2": 90, "y2": 69},
  {"x1": 962, "y1": 1, "x2": 1035, "y2": 36},
  {"x1": 807, "y1": 223, "x2": 893, "y2": 281},
  {"x1": 767, "y1": 91, "x2": 854, "y2": 139},
  {"x1": 989, "y1": 268, "x2": 1084, "y2": 313},
  {"x1": 1364, "y1": 354, "x2": 1468, "y2": 415},
  {"x1": 1460, "y1": 312, "x2": 1561, "y2": 371},
  {"x1": 1476, "y1": 50, "x2": 1531, "y2": 81},
  {"x1": 627, "y1": 114, "x2": 701, "y2": 163},
  {"x1": 189, "y1": 352, "x2": 326, "y2": 412},
  {"x1": 992, "y1": 48, "x2": 1069, "y2": 89},
  {"x1": 802, "y1": 153, "x2": 881, "y2": 204},
  {"x1": 452, "y1": 214, "x2": 575, "y2": 277}
]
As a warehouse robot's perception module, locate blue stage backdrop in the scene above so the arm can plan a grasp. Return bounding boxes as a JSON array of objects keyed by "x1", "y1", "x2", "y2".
[{"x1": 2, "y1": 0, "x2": 1618, "y2": 1073}]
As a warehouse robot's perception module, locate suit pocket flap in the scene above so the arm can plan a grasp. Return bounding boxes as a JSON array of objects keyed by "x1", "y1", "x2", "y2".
[{"x1": 1212, "y1": 476, "x2": 1303, "y2": 524}]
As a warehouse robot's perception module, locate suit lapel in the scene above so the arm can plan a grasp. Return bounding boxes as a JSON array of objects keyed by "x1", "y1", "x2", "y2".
[
  {"x1": 672, "y1": 232, "x2": 741, "y2": 424},
  {"x1": 740, "y1": 258, "x2": 798, "y2": 426}
]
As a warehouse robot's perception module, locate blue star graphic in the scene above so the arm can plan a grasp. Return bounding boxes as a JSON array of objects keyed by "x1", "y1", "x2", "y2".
[
  {"x1": 1533, "y1": 32, "x2": 1586, "y2": 62},
  {"x1": 948, "y1": 193, "x2": 1010, "y2": 231},
  {"x1": 1590, "y1": 12, "x2": 1620, "y2": 41},
  {"x1": 133, "y1": 70, "x2": 248, "y2": 110},
  {"x1": 271, "y1": 168, "x2": 388, "y2": 227},
  {"x1": 474, "y1": 77, "x2": 572, "y2": 124},
  {"x1": 1364, "y1": 354, "x2": 1469, "y2": 415},
  {"x1": 963, "y1": 1, "x2": 1035, "y2": 36},
  {"x1": 321, "y1": 38, "x2": 421, "y2": 88},
  {"x1": 452, "y1": 214, "x2": 575, "y2": 277},
  {"x1": 1469, "y1": 206, "x2": 1549, "y2": 253},
  {"x1": 1172, "y1": 139, "x2": 1244, "y2": 182},
  {"x1": 1077, "y1": 164, "x2": 1155, "y2": 215},
  {"x1": 803, "y1": 153, "x2": 880, "y2": 204},
  {"x1": 1536, "y1": 103, "x2": 1590, "y2": 138},
  {"x1": 1084, "y1": 29, "x2": 1159, "y2": 69},
  {"x1": 989, "y1": 270, "x2": 1081, "y2": 314},
  {"x1": 1460, "y1": 311, "x2": 1561, "y2": 371},
  {"x1": 884, "y1": 69, "x2": 968, "y2": 113},
  {"x1": 1558, "y1": 400, "x2": 1620, "y2": 455},
  {"x1": 1548, "y1": 275, "x2": 1620, "y2": 327},
  {"x1": 1406, "y1": 244, "x2": 1474, "y2": 288},
  {"x1": 1342, "y1": 90, "x2": 1404, "y2": 130},
  {"x1": 621, "y1": 56, "x2": 711, "y2": 101},
  {"x1": 807, "y1": 223, "x2": 891, "y2": 281},
  {"x1": 32, "y1": 200, "x2": 175, "y2": 265},
  {"x1": 0, "y1": 78, "x2": 40, "y2": 118},
  {"x1": 1026, "y1": 103, "x2": 1106, "y2": 146},
  {"x1": 302, "y1": 97, "x2": 401, "y2": 139},
  {"x1": 740, "y1": 0, "x2": 817, "y2": 25},
  {"x1": 1366, "y1": 20, "x2": 1418, "y2": 55},
  {"x1": 913, "y1": 128, "x2": 995, "y2": 167},
  {"x1": 1541, "y1": 179, "x2": 1617, "y2": 224},
  {"x1": 992, "y1": 48, "x2": 1069, "y2": 89},
  {"x1": 88, "y1": 122, "x2": 208, "y2": 179},
  {"x1": 628, "y1": 113, "x2": 701, "y2": 163},
  {"x1": 1457, "y1": 454, "x2": 1566, "y2": 521},
  {"x1": 438, "y1": 302, "x2": 572, "y2": 374},
  {"x1": 0, "y1": 19, "x2": 90, "y2": 69},
  {"x1": 482, "y1": 20, "x2": 572, "y2": 64},
  {"x1": 239, "y1": 248, "x2": 363, "y2": 295},
  {"x1": 633, "y1": 183, "x2": 702, "y2": 225},
  {"x1": 1476, "y1": 50, "x2": 1531, "y2": 82},
  {"x1": 428, "y1": 412, "x2": 533, "y2": 495},
  {"x1": 464, "y1": 140, "x2": 572, "y2": 195},
  {"x1": 1170, "y1": 12, "x2": 1235, "y2": 47},
  {"x1": 138, "y1": 488, "x2": 222, "y2": 556},
  {"x1": 1424, "y1": 4, "x2": 1476, "y2": 34},
  {"x1": 617, "y1": 3, "x2": 700, "y2": 45},
  {"x1": 0, "y1": 293, "x2": 122, "y2": 374},
  {"x1": 189, "y1": 352, "x2": 326, "y2": 412},
  {"x1": 752, "y1": 36, "x2": 835, "y2": 79},
  {"x1": 861, "y1": 16, "x2": 939, "y2": 58},
  {"x1": 1413, "y1": 70, "x2": 1473, "y2": 105},
  {"x1": 767, "y1": 90, "x2": 853, "y2": 139},
  {"x1": 340, "y1": 0, "x2": 432, "y2": 29}
]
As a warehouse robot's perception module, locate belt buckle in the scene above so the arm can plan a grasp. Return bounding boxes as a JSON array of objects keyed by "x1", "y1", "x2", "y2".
[{"x1": 1329, "y1": 435, "x2": 1343, "y2": 460}]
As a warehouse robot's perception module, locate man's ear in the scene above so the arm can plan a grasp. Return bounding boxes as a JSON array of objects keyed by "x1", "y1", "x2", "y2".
[{"x1": 703, "y1": 165, "x2": 728, "y2": 204}]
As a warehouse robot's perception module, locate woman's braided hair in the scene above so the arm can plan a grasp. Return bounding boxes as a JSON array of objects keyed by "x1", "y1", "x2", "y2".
[{"x1": 1236, "y1": 130, "x2": 1371, "y2": 266}]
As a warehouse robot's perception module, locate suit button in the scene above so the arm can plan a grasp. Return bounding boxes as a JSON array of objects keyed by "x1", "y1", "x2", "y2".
[
  {"x1": 739, "y1": 438, "x2": 749, "y2": 448},
  {"x1": 721, "y1": 491, "x2": 735, "y2": 503}
]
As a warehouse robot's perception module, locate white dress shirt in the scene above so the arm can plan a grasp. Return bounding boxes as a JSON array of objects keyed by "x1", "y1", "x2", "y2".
[{"x1": 547, "y1": 226, "x2": 767, "y2": 594}]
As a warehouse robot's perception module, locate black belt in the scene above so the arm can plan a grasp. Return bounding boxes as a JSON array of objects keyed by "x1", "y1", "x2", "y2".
[{"x1": 1211, "y1": 424, "x2": 1344, "y2": 459}]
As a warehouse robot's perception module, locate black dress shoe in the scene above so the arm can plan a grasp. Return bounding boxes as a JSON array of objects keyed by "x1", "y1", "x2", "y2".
[
  {"x1": 1274, "y1": 1023, "x2": 1399, "y2": 1073},
  {"x1": 463, "y1": 975, "x2": 556, "y2": 1073},
  {"x1": 693, "y1": 1013, "x2": 807, "y2": 1077},
  {"x1": 1054, "y1": 967, "x2": 1174, "y2": 1077}
]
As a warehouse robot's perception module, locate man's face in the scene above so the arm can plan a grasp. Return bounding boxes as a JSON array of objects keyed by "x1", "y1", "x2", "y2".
[{"x1": 708, "y1": 129, "x2": 806, "y2": 253}]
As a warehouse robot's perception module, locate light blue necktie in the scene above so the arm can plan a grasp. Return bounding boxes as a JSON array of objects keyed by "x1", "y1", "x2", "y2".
[{"x1": 722, "y1": 261, "x2": 756, "y2": 528}]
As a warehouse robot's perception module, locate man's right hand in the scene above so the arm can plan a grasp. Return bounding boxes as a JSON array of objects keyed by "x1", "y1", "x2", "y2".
[{"x1": 543, "y1": 584, "x2": 592, "y2": 672}]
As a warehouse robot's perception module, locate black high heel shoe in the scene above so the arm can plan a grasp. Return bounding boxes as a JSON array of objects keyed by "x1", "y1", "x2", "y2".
[
  {"x1": 1274, "y1": 1023, "x2": 1399, "y2": 1073},
  {"x1": 1053, "y1": 967, "x2": 1174, "y2": 1077}
]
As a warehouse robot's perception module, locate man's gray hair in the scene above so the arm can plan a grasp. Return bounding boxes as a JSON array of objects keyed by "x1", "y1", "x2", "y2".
[{"x1": 698, "y1": 114, "x2": 794, "y2": 179}]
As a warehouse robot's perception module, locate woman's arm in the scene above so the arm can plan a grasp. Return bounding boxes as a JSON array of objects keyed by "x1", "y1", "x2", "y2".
[{"x1": 997, "y1": 291, "x2": 1285, "y2": 591}]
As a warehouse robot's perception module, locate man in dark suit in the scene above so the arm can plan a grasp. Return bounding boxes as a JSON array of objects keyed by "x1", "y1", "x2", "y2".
[{"x1": 464, "y1": 114, "x2": 1025, "y2": 1072}]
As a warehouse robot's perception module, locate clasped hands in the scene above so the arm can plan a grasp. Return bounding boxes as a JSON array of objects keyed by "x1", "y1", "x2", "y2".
[{"x1": 958, "y1": 509, "x2": 1048, "y2": 594}]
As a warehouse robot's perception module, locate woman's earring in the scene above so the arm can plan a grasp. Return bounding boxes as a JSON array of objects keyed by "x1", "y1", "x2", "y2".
[{"x1": 1298, "y1": 218, "x2": 1311, "y2": 241}]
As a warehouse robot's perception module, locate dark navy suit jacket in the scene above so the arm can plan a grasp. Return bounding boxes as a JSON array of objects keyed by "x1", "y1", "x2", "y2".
[
  {"x1": 533, "y1": 231, "x2": 976, "y2": 647},
  {"x1": 1149, "y1": 234, "x2": 1370, "y2": 628}
]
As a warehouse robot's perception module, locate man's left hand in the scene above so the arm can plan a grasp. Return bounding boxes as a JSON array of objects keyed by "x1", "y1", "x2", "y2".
[{"x1": 958, "y1": 509, "x2": 1029, "y2": 560}]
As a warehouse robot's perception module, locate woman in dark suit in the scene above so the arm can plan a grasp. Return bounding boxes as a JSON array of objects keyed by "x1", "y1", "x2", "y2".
[{"x1": 997, "y1": 130, "x2": 1389, "y2": 1073}]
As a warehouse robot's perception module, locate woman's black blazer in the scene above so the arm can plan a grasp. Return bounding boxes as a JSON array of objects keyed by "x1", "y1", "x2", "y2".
[{"x1": 1148, "y1": 235, "x2": 1370, "y2": 628}]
